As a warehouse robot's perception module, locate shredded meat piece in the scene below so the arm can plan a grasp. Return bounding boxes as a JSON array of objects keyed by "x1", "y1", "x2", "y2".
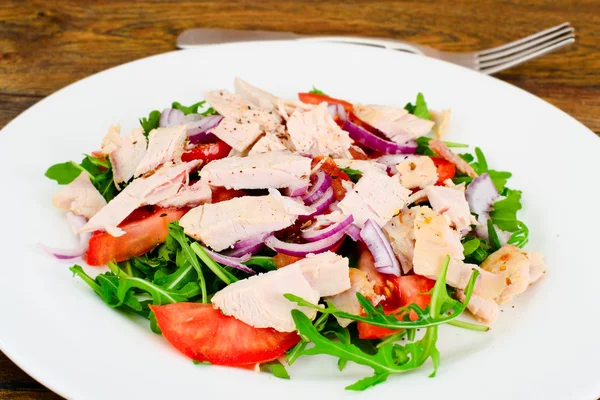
[{"x1": 429, "y1": 139, "x2": 478, "y2": 178}]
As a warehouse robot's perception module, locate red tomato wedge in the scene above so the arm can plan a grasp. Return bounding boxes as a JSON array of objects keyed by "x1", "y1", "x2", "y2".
[
  {"x1": 274, "y1": 253, "x2": 303, "y2": 269},
  {"x1": 298, "y1": 93, "x2": 353, "y2": 113},
  {"x1": 86, "y1": 208, "x2": 185, "y2": 266},
  {"x1": 431, "y1": 157, "x2": 456, "y2": 185},
  {"x1": 211, "y1": 186, "x2": 247, "y2": 203},
  {"x1": 357, "y1": 275, "x2": 436, "y2": 339},
  {"x1": 181, "y1": 141, "x2": 231, "y2": 164},
  {"x1": 151, "y1": 303, "x2": 300, "y2": 366}
]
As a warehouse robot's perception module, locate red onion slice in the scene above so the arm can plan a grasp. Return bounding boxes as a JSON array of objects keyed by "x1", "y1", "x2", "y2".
[
  {"x1": 360, "y1": 219, "x2": 401, "y2": 276},
  {"x1": 301, "y1": 214, "x2": 354, "y2": 242},
  {"x1": 345, "y1": 224, "x2": 361, "y2": 242},
  {"x1": 284, "y1": 184, "x2": 309, "y2": 197},
  {"x1": 231, "y1": 232, "x2": 271, "y2": 251},
  {"x1": 39, "y1": 212, "x2": 91, "y2": 260},
  {"x1": 187, "y1": 115, "x2": 224, "y2": 144},
  {"x1": 298, "y1": 187, "x2": 335, "y2": 221},
  {"x1": 302, "y1": 171, "x2": 332, "y2": 205},
  {"x1": 201, "y1": 246, "x2": 256, "y2": 274},
  {"x1": 159, "y1": 108, "x2": 186, "y2": 127},
  {"x1": 465, "y1": 172, "x2": 500, "y2": 241},
  {"x1": 224, "y1": 242, "x2": 265, "y2": 258},
  {"x1": 265, "y1": 230, "x2": 346, "y2": 257},
  {"x1": 343, "y1": 120, "x2": 417, "y2": 155}
]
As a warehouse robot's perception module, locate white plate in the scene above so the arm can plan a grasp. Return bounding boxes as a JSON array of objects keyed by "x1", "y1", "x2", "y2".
[{"x1": 1, "y1": 42, "x2": 599, "y2": 400}]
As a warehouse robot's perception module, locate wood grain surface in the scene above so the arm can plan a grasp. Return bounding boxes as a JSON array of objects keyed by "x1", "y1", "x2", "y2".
[{"x1": 1, "y1": 0, "x2": 599, "y2": 398}]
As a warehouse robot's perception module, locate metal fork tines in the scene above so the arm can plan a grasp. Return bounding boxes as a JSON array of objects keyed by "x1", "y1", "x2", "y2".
[{"x1": 433, "y1": 22, "x2": 575, "y2": 74}]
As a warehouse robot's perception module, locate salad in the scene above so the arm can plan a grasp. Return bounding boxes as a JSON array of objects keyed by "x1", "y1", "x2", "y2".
[{"x1": 43, "y1": 78, "x2": 546, "y2": 390}]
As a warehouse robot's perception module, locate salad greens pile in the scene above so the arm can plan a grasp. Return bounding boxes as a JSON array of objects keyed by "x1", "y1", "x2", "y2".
[{"x1": 53, "y1": 91, "x2": 532, "y2": 391}]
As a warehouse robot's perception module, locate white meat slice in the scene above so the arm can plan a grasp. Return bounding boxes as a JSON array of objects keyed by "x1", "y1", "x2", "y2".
[
  {"x1": 412, "y1": 206, "x2": 505, "y2": 299},
  {"x1": 526, "y1": 251, "x2": 546, "y2": 284},
  {"x1": 424, "y1": 185, "x2": 477, "y2": 233},
  {"x1": 480, "y1": 245, "x2": 533, "y2": 304},
  {"x1": 383, "y1": 208, "x2": 417, "y2": 274},
  {"x1": 52, "y1": 172, "x2": 107, "y2": 219},
  {"x1": 457, "y1": 290, "x2": 500, "y2": 325},
  {"x1": 211, "y1": 263, "x2": 320, "y2": 332},
  {"x1": 353, "y1": 104, "x2": 434, "y2": 144},
  {"x1": 82, "y1": 161, "x2": 201, "y2": 236},
  {"x1": 431, "y1": 109, "x2": 451, "y2": 138},
  {"x1": 287, "y1": 103, "x2": 352, "y2": 158},
  {"x1": 101, "y1": 125, "x2": 147, "y2": 187},
  {"x1": 249, "y1": 132, "x2": 289, "y2": 155},
  {"x1": 396, "y1": 156, "x2": 438, "y2": 189},
  {"x1": 199, "y1": 151, "x2": 310, "y2": 191},
  {"x1": 134, "y1": 125, "x2": 187, "y2": 177},
  {"x1": 209, "y1": 117, "x2": 262, "y2": 153},
  {"x1": 289, "y1": 252, "x2": 350, "y2": 297},
  {"x1": 156, "y1": 180, "x2": 212, "y2": 208},
  {"x1": 325, "y1": 268, "x2": 379, "y2": 327},
  {"x1": 338, "y1": 169, "x2": 410, "y2": 228},
  {"x1": 234, "y1": 77, "x2": 278, "y2": 110},
  {"x1": 333, "y1": 159, "x2": 387, "y2": 177},
  {"x1": 179, "y1": 193, "x2": 311, "y2": 251}
]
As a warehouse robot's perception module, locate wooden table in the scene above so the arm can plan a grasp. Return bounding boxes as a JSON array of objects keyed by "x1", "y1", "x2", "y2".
[{"x1": 1, "y1": 1, "x2": 599, "y2": 398}]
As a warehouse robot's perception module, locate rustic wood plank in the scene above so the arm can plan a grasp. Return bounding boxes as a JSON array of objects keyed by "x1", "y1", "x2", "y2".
[{"x1": 1, "y1": 0, "x2": 599, "y2": 398}]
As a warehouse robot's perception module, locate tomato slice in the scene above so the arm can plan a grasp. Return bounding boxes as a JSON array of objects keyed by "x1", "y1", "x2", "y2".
[
  {"x1": 86, "y1": 208, "x2": 185, "y2": 266},
  {"x1": 181, "y1": 141, "x2": 232, "y2": 164},
  {"x1": 357, "y1": 275, "x2": 436, "y2": 339},
  {"x1": 431, "y1": 157, "x2": 456, "y2": 185},
  {"x1": 151, "y1": 303, "x2": 300, "y2": 366},
  {"x1": 298, "y1": 93, "x2": 353, "y2": 113},
  {"x1": 211, "y1": 186, "x2": 247, "y2": 203}
]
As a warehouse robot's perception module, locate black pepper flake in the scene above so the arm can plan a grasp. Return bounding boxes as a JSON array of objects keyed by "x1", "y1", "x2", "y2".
[{"x1": 160, "y1": 213, "x2": 167, "y2": 217}]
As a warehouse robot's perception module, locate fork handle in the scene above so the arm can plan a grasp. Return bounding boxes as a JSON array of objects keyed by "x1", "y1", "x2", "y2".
[{"x1": 296, "y1": 36, "x2": 424, "y2": 55}]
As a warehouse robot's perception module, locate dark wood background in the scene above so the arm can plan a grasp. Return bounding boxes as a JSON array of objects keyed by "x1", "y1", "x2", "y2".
[{"x1": 1, "y1": 0, "x2": 599, "y2": 398}]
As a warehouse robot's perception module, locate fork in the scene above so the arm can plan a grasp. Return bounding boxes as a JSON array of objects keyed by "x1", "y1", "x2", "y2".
[
  {"x1": 299, "y1": 22, "x2": 575, "y2": 74},
  {"x1": 177, "y1": 23, "x2": 575, "y2": 75}
]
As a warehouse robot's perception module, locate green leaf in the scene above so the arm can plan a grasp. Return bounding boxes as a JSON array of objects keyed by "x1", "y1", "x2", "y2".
[
  {"x1": 487, "y1": 220, "x2": 502, "y2": 251},
  {"x1": 404, "y1": 93, "x2": 432, "y2": 120},
  {"x1": 45, "y1": 162, "x2": 84, "y2": 184},
  {"x1": 490, "y1": 189, "x2": 523, "y2": 232},
  {"x1": 139, "y1": 110, "x2": 161, "y2": 136},
  {"x1": 243, "y1": 256, "x2": 277, "y2": 271},
  {"x1": 153, "y1": 263, "x2": 197, "y2": 291},
  {"x1": 507, "y1": 220, "x2": 529, "y2": 248},
  {"x1": 308, "y1": 86, "x2": 328, "y2": 96},
  {"x1": 168, "y1": 222, "x2": 208, "y2": 303},
  {"x1": 474, "y1": 147, "x2": 488, "y2": 173},
  {"x1": 190, "y1": 242, "x2": 237, "y2": 285},
  {"x1": 201, "y1": 107, "x2": 218, "y2": 116},
  {"x1": 488, "y1": 170, "x2": 512, "y2": 193},
  {"x1": 345, "y1": 373, "x2": 390, "y2": 391},
  {"x1": 260, "y1": 360, "x2": 290, "y2": 379},
  {"x1": 172, "y1": 101, "x2": 206, "y2": 115},
  {"x1": 415, "y1": 136, "x2": 468, "y2": 156},
  {"x1": 340, "y1": 167, "x2": 363, "y2": 183},
  {"x1": 462, "y1": 238, "x2": 481, "y2": 256}
]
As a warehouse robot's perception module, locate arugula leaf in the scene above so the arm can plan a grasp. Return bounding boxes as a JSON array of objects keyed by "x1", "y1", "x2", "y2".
[
  {"x1": 172, "y1": 101, "x2": 206, "y2": 115},
  {"x1": 487, "y1": 220, "x2": 502, "y2": 251},
  {"x1": 287, "y1": 256, "x2": 481, "y2": 391},
  {"x1": 489, "y1": 189, "x2": 523, "y2": 232},
  {"x1": 474, "y1": 147, "x2": 488, "y2": 173},
  {"x1": 243, "y1": 256, "x2": 277, "y2": 271},
  {"x1": 69, "y1": 266, "x2": 141, "y2": 311},
  {"x1": 340, "y1": 167, "x2": 363, "y2": 183},
  {"x1": 462, "y1": 238, "x2": 481, "y2": 256},
  {"x1": 260, "y1": 360, "x2": 290, "y2": 379},
  {"x1": 168, "y1": 222, "x2": 208, "y2": 303},
  {"x1": 404, "y1": 93, "x2": 432, "y2": 120},
  {"x1": 190, "y1": 242, "x2": 238, "y2": 285},
  {"x1": 507, "y1": 220, "x2": 529, "y2": 248},
  {"x1": 45, "y1": 161, "x2": 85, "y2": 184},
  {"x1": 201, "y1": 107, "x2": 218, "y2": 116},
  {"x1": 139, "y1": 110, "x2": 161, "y2": 136},
  {"x1": 309, "y1": 86, "x2": 328, "y2": 96}
]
